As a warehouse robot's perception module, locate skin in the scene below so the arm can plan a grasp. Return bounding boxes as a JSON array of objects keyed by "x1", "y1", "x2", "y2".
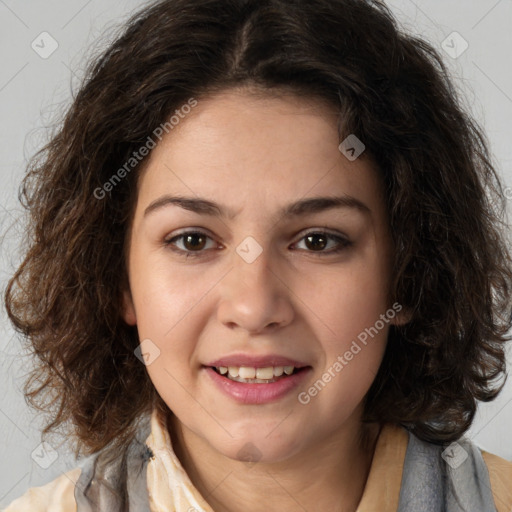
[{"x1": 122, "y1": 88, "x2": 407, "y2": 512}]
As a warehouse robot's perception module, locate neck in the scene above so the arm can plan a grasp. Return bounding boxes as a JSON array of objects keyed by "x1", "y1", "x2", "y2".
[{"x1": 167, "y1": 411, "x2": 381, "y2": 512}]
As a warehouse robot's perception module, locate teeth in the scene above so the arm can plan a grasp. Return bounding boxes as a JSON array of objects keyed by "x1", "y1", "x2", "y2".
[
  {"x1": 273, "y1": 366, "x2": 284, "y2": 376},
  {"x1": 284, "y1": 366, "x2": 294, "y2": 375},
  {"x1": 216, "y1": 365, "x2": 297, "y2": 381},
  {"x1": 256, "y1": 367, "x2": 274, "y2": 380},
  {"x1": 238, "y1": 367, "x2": 256, "y2": 379}
]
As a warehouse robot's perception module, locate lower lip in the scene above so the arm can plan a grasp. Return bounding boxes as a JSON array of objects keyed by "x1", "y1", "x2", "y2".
[{"x1": 204, "y1": 367, "x2": 311, "y2": 405}]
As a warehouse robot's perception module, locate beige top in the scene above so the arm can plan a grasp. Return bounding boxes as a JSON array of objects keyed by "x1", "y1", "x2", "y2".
[{"x1": 3, "y1": 407, "x2": 512, "y2": 512}]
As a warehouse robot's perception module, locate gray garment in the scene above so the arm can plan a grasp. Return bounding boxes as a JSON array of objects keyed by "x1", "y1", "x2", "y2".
[
  {"x1": 397, "y1": 431, "x2": 497, "y2": 512},
  {"x1": 74, "y1": 414, "x2": 153, "y2": 512},
  {"x1": 75, "y1": 416, "x2": 498, "y2": 511}
]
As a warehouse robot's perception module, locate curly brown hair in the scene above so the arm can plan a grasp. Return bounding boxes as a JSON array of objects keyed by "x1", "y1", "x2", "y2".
[{"x1": 4, "y1": 0, "x2": 512, "y2": 459}]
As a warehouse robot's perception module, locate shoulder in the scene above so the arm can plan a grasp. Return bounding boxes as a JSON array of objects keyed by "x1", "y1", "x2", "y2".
[
  {"x1": 2, "y1": 467, "x2": 81, "y2": 512},
  {"x1": 481, "y1": 449, "x2": 512, "y2": 512}
]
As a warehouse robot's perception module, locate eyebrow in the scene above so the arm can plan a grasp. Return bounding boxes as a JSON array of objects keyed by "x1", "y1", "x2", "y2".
[{"x1": 143, "y1": 194, "x2": 371, "y2": 220}]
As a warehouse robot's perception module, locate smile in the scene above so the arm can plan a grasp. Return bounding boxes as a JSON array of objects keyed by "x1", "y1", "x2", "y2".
[
  {"x1": 212, "y1": 365, "x2": 298, "y2": 383},
  {"x1": 204, "y1": 365, "x2": 311, "y2": 404}
]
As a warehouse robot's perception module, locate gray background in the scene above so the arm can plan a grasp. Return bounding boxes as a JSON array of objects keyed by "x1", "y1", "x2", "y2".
[{"x1": 1, "y1": 0, "x2": 511, "y2": 506}]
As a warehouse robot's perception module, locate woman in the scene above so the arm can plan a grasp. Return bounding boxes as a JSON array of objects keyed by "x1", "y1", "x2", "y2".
[{"x1": 4, "y1": 0, "x2": 512, "y2": 510}]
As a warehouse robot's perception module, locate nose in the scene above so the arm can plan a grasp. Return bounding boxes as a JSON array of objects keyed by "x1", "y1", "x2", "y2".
[{"x1": 216, "y1": 242, "x2": 294, "y2": 334}]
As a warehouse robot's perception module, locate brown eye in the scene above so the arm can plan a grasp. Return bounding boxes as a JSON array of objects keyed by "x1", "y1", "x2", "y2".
[
  {"x1": 304, "y1": 233, "x2": 329, "y2": 251},
  {"x1": 295, "y1": 231, "x2": 352, "y2": 255},
  {"x1": 164, "y1": 230, "x2": 216, "y2": 257},
  {"x1": 181, "y1": 233, "x2": 207, "y2": 251}
]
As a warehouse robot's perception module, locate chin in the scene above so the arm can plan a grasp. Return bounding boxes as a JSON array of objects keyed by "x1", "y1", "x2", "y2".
[{"x1": 212, "y1": 427, "x2": 304, "y2": 465}]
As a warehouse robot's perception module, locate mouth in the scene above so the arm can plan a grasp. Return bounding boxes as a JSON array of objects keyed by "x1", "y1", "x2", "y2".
[
  {"x1": 203, "y1": 359, "x2": 312, "y2": 404},
  {"x1": 209, "y1": 365, "x2": 307, "y2": 384}
]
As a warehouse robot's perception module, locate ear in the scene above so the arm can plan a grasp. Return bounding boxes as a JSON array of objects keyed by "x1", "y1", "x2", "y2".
[
  {"x1": 122, "y1": 288, "x2": 137, "y2": 326},
  {"x1": 388, "y1": 302, "x2": 412, "y2": 327}
]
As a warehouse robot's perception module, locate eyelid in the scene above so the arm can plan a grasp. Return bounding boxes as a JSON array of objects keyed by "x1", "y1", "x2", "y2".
[
  {"x1": 164, "y1": 227, "x2": 352, "y2": 257},
  {"x1": 164, "y1": 229, "x2": 220, "y2": 255},
  {"x1": 292, "y1": 229, "x2": 352, "y2": 254}
]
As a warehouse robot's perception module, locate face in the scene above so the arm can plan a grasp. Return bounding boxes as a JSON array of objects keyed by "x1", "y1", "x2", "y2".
[{"x1": 122, "y1": 89, "x2": 403, "y2": 464}]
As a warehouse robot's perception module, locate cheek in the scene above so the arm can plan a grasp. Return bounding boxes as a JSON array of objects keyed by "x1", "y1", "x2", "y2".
[
  {"x1": 301, "y1": 253, "x2": 391, "y2": 346},
  {"x1": 130, "y1": 251, "x2": 210, "y2": 336},
  {"x1": 301, "y1": 308, "x2": 389, "y2": 419},
  {"x1": 127, "y1": 257, "x2": 213, "y2": 395},
  {"x1": 296, "y1": 253, "x2": 390, "y2": 403}
]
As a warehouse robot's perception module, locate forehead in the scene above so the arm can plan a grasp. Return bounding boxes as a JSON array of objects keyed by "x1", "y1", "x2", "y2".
[{"x1": 134, "y1": 89, "x2": 388, "y2": 226}]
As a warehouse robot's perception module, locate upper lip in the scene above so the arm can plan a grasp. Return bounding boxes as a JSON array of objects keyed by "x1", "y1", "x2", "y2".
[{"x1": 206, "y1": 354, "x2": 309, "y2": 369}]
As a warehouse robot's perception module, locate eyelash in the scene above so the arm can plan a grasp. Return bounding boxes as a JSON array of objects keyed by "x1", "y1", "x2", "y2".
[{"x1": 163, "y1": 229, "x2": 352, "y2": 258}]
